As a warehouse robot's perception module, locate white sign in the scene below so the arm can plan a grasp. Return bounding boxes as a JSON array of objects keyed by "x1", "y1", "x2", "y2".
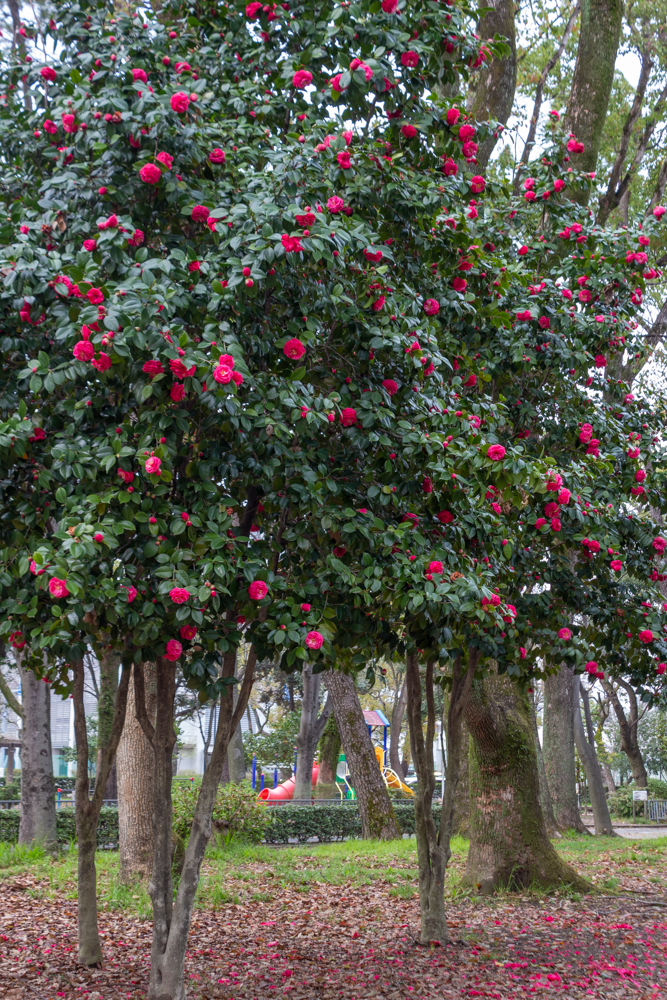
[{"x1": 633, "y1": 789, "x2": 648, "y2": 801}]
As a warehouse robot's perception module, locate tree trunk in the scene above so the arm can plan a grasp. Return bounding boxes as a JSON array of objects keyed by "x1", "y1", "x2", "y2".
[
  {"x1": 566, "y1": 0, "x2": 624, "y2": 175},
  {"x1": 464, "y1": 668, "x2": 590, "y2": 893},
  {"x1": 601, "y1": 678, "x2": 648, "y2": 788},
  {"x1": 315, "y1": 712, "x2": 341, "y2": 799},
  {"x1": 72, "y1": 655, "x2": 130, "y2": 966},
  {"x1": 117, "y1": 661, "x2": 157, "y2": 881},
  {"x1": 601, "y1": 760, "x2": 616, "y2": 792},
  {"x1": 573, "y1": 677, "x2": 615, "y2": 836},
  {"x1": 144, "y1": 649, "x2": 256, "y2": 1000},
  {"x1": 465, "y1": 0, "x2": 517, "y2": 168},
  {"x1": 227, "y1": 683, "x2": 246, "y2": 783},
  {"x1": 389, "y1": 676, "x2": 407, "y2": 778},
  {"x1": 543, "y1": 666, "x2": 588, "y2": 833},
  {"x1": 530, "y1": 690, "x2": 558, "y2": 834},
  {"x1": 17, "y1": 656, "x2": 57, "y2": 848},
  {"x1": 95, "y1": 648, "x2": 120, "y2": 800},
  {"x1": 294, "y1": 664, "x2": 331, "y2": 801},
  {"x1": 451, "y1": 722, "x2": 470, "y2": 837},
  {"x1": 324, "y1": 669, "x2": 399, "y2": 840}
]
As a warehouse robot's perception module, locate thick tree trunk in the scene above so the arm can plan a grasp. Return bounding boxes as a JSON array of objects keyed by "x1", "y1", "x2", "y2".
[
  {"x1": 406, "y1": 655, "x2": 448, "y2": 944},
  {"x1": 117, "y1": 661, "x2": 157, "y2": 881},
  {"x1": 601, "y1": 678, "x2": 648, "y2": 788},
  {"x1": 293, "y1": 664, "x2": 331, "y2": 801},
  {"x1": 573, "y1": 678, "x2": 615, "y2": 836},
  {"x1": 464, "y1": 668, "x2": 590, "y2": 893},
  {"x1": 389, "y1": 677, "x2": 407, "y2": 778},
  {"x1": 17, "y1": 657, "x2": 56, "y2": 848},
  {"x1": 465, "y1": 0, "x2": 517, "y2": 168},
  {"x1": 601, "y1": 760, "x2": 616, "y2": 793},
  {"x1": 315, "y1": 712, "x2": 341, "y2": 799},
  {"x1": 530, "y1": 691, "x2": 557, "y2": 834},
  {"x1": 324, "y1": 670, "x2": 399, "y2": 840},
  {"x1": 145, "y1": 649, "x2": 256, "y2": 1000},
  {"x1": 95, "y1": 649, "x2": 120, "y2": 800},
  {"x1": 72, "y1": 654, "x2": 130, "y2": 966},
  {"x1": 566, "y1": 0, "x2": 624, "y2": 175},
  {"x1": 543, "y1": 666, "x2": 588, "y2": 833}
]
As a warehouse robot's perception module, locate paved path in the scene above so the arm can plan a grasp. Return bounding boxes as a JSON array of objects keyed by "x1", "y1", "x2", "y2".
[{"x1": 585, "y1": 824, "x2": 667, "y2": 839}]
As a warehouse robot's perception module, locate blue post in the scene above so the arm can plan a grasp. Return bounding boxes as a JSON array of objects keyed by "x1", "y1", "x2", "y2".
[
  {"x1": 252, "y1": 755, "x2": 257, "y2": 790},
  {"x1": 274, "y1": 767, "x2": 278, "y2": 788},
  {"x1": 293, "y1": 745, "x2": 297, "y2": 777},
  {"x1": 260, "y1": 772, "x2": 265, "y2": 791},
  {"x1": 57, "y1": 788, "x2": 61, "y2": 810},
  {"x1": 367, "y1": 724, "x2": 372, "y2": 739},
  {"x1": 383, "y1": 724, "x2": 387, "y2": 767}
]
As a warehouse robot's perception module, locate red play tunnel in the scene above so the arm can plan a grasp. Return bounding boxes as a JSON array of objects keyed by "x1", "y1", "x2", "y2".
[{"x1": 257, "y1": 764, "x2": 319, "y2": 801}]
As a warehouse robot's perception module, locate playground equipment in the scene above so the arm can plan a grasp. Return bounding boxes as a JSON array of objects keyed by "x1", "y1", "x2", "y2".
[
  {"x1": 373, "y1": 745, "x2": 413, "y2": 796},
  {"x1": 257, "y1": 763, "x2": 319, "y2": 801}
]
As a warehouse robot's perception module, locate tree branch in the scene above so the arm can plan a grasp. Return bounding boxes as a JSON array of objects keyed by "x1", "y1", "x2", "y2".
[
  {"x1": 134, "y1": 660, "x2": 156, "y2": 748},
  {"x1": 0, "y1": 668, "x2": 23, "y2": 721},
  {"x1": 90, "y1": 662, "x2": 131, "y2": 813}
]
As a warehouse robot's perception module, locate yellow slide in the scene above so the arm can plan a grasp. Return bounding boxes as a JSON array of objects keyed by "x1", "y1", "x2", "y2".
[{"x1": 374, "y1": 745, "x2": 414, "y2": 796}]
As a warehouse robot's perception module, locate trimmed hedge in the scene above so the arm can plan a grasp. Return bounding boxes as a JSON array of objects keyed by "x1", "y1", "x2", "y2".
[
  {"x1": 263, "y1": 801, "x2": 420, "y2": 843},
  {"x1": 0, "y1": 807, "x2": 119, "y2": 847}
]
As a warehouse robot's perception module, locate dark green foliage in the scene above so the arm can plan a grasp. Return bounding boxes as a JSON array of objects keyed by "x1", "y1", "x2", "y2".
[
  {"x1": 263, "y1": 802, "x2": 419, "y2": 843},
  {"x1": 0, "y1": 806, "x2": 119, "y2": 846},
  {"x1": 608, "y1": 778, "x2": 667, "y2": 818}
]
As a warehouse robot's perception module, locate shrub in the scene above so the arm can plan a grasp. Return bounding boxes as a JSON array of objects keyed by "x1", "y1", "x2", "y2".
[
  {"x1": 172, "y1": 779, "x2": 269, "y2": 868},
  {"x1": 608, "y1": 779, "x2": 667, "y2": 818},
  {"x1": 262, "y1": 801, "x2": 419, "y2": 843},
  {"x1": 0, "y1": 807, "x2": 119, "y2": 846}
]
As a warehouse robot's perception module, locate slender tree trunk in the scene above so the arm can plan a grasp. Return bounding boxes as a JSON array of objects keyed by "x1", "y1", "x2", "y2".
[
  {"x1": 315, "y1": 712, "x2": 341, "y2": 798},
  {"x1": 294, "y1": 664, "x2": 331, "y2": 800},
  {"x1": 465, "y1": 0, "x2": 517, "y2": 168},
  {"x1": 144, "y1": 649, "x2": 256, "y2": 1000},
  {"x1": 464, "y1": 668, "x2": 590, "y2": 893},
  {"x1": 601, "y1": 760, "x2": 616, "y2": 792},
  {"x1": 530, "y1": 691, "x2": 557, "y2": 834},
  {"x1": 451, "y1": 722, "x2": 470, "y2": 837},
  {"x1": 95, "y1": 649, "x2": 120, "y2": 800},
  {"x1": 601, "y1": 679, "x2": 648, "y2": 788},
  {"x1": 573, "y1": 678, "x2": 615, "y2": 835},
  {"x1": 17, "y1": 656, "x2": 57, "y2": 848},
  {"x1": 543, "y1": 666, "x2": 588, "y2": 833},
  {"x1": 324, "y1": 669, "x2": 399, "y2": 840},
  {"x1": 389, "y1": 677, "x2": 407, "y2": 777},
  {"x1": 117, "y1": 661, "x2": 157, "y2": 881},
  {"x1": 566, "y1": 0, "x2": 624, "y2": 175},
  {"x1": 72, "y1": 655, "x2": 130, "y2": 966}
]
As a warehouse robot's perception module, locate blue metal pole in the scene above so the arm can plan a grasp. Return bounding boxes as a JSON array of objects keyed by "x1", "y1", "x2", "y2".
[
  {"x1": 383, "y1": 725, "x2": 387, "y2": 767},
  {"x1": 274, "y1": 767, "x2": 278, "y2": 788},
  {"x1": 252, "y1": 755, "x2": 256, "y2": 790},
  {"x1": 293, "y1": 745, "x2": 297, "y2": 777},
  {"x1": 260, "y1": 772, "x2": 265, "y2": 792},
  {"x1": 367, "y1": 724, "x2": 372, "y2": 739}
]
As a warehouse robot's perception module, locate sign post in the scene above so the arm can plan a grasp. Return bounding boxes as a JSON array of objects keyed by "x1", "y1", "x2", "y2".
[{"x1": 633, "y1": 787, "x2": 648, "y2": 820}]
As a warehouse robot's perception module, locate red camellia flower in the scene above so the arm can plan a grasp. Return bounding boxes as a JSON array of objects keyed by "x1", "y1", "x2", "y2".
[
  {"x1": 139, "y1": 162, "x2": 161, "y2": 184},
  {"x1": 209, "y1": 148, "x2": 226, "y2": 164},
  {"x1": 558, "y1": 627, "x2": 571, "y2": 640},
  {"x1": 62, "y1": 113, "x2": 78, "y2": 134},
  {"x1": 87, "y1": 287, "x2": 104, "y2": 304},
  {"x1": 578, "y1": 289, "x2": 591, "y2": 303},
  {"x1": 94, "y1": 532, "x2": 104, "y2": 543},
  {"x1": 424, "y1": 298, "x2": 440, "y2": 316},
  {"x1": 296, "y1": 212, "x2": 315, "y2": 227},
  {"x1": 92, "y1": 352, "x2": 111, "y2": 372},
  {"x1": 145, "y1": 456, "x2": 161, "y2": 474},
  {"x1": 470, "y1": 175, "x2": 485, "y2": 193},
  {"x1": 535, "y1": 518, "x2": 547, "y2": 529},
  {"x1": 143, "y1": 360, "x2": 165, "y2": 378},
  {"x1": 567, "y1": 137, "x2": 585, "y2": 154},
  {"x1": 546, "y1": 472, "x2": 563, "y2": 491},
  {"x1": 246, "y1": 1, "x2": 263, "y2": 16},
  {"x1": 248, "y1": 580, "x2": 269, "y2": 600},
  {"x1": 340, "y1": 407, "x2": 357, "y2": 427},
  {"x1": 164, "y1": 639, "x2": 183, "y2": 662},
  {"x1": 639, "y1": 629, "x2": 654, "y2": 644},
  {"x1": 41, "y1": 66, "x2": 56, "y2": 82},
  {"x1": 327, "y1": 195, "x2": 345, "y2": 213},
  {"x1": 157, "y1": 151, "x2": 173, "y2": 170},
  {"x1": 487, "y1": 444, "x2": 506, "y2": 461},
  {"x1": 558, "y1": 489, "x2": 571, "y2": 505},
  {"x1": 442, "y1": 156, "x2": 457, "y2": 176},
  {"x1": 382, "y1": 0, "x2": 399, "y2": 11},
  {"x1": 284, "y1": 338, "x2": 306, "y2": 360},
  {"x1": 171, "y1": 384, "x2": 185, "y2": 402},
  {"x1": 180, "y1": 625, "x2": 197, "y2": 640},
  {"x1": 423, "y1": 476, "x2": 433, "y2": 494},
  {"x1": 401, "y1": 124, "x2": 417, "y2": 139},
  {"x1": 579, "y1": 423, "x2": 593, "y2": 443},
  {"x1": 170, "y1": 91, "x2": 190, "y2": 113},
  {"x1": 636, "y1": 469, "x2": 646, "y2": 483},
  {"x1": 305, "y1": 630, "x2": 324, "y2": 649},
  {"x1": 401, "y1": 51, "x2": 419, "y2": 68},
  {"x1": 43, "y1": 119, "x2": 57, "y2": 133},
  {"x1": 428, "y1": 560, "x2": 444, "y2": 575},
  {"x1": 169, "y1": 587, "x2": 191, "y2": 604},
  {"x1": 451, "y1": 277, "x2": 467, "y2": 292},
  {"x1": 610, "y1": 559, "x2": 622, "y2": 572},
  {"x1": 437, "y1": 510, "x2": 453, "y2": 524},
  {"x1": 282, "y1": 233, "x2": 304, "y2": 252},
  {"x1": 293, "y1": 69, "x2": 313, "y2": 88},
  {"x1": 652, "y1": 536, "x2": 667, "y2": 554},
  {"x1": 594, "y1": 354, "x2": 607, "y2": 368},
  {"x1": 191, "y1": 204, "x2": 209, "y2": 222},
  {"x1": 538, "y1": 316, "x2": 550, "y2": 330},
  {"x1": 170, "y1": 359, "x2": 196, "y2": 379},
  {"x1": 213, "y1": 364, "x2": 233, "y2": 384},
  {"x1": 82, "y1": 239, "x2": 97, "y2": 251},
  {"x1": 73, "y1": 340, "x2": 94, "y2": 362},
  {"x1": 658, "y1": 663, "x2": 667, "y2": 675},
  {"x1": 372, "y1": 295, "x2": 385, "y2": 311},
  {"x1": 49, "y1": 577, "x2": 69, "y2": 598},
  {"x1": 382, "y1": 379, "x2": 398, "y2": 396},
  {"x1": 132, "y1": 68, "x2": 148, "y2": 83}
]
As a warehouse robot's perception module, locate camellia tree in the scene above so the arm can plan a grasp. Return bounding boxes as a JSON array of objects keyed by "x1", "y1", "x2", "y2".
[{"x1": 2, "y1": 0, "x2": 667, "y2": 991}]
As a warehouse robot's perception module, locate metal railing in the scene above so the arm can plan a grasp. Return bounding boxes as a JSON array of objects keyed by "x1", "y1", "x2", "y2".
[
  {"x1": 648, "y1": 799, "x2": 667, "y2": 822},
  {"x1": 0, "y1": 798, "x2": 118, "y2": 811}
]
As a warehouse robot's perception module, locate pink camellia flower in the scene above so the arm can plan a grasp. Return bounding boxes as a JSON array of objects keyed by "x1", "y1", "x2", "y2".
[
  {"x1": 171, "y1": 383, "x2": 185, "y2": 402},
  {"x1": 300, "y1": 602, "x2": 311, "y2": 612},
  {"x1": 330, "y1": 74, "x2": 346, "y2": 92},
  {"x1": 437, "y1": 510, "x2": 453, "y2": 524},
  {"x1": 191, "y1": 204, "x2": 209, "y2": 222},
  {"x1": 43, "y1": 119, "x2": 57, "y2": 133},
  {"x1": 169, "y1": 587, "x2": 191, "y2": 604},
  {"x1": 653, "y1": 537, "x2": 667, "y2": 554},
  {"x1": 339, "y1": 406, "x2": 358, "y2": 428},
  {"x1": 305, "y1": 630, "x2": 324, "y2": 650},
  {"x1": 180, "y1": 625, "x2": 197, "y2": 640},
  {"x1": 92, "y1": 352, "x2": 111, "y2": 372},
  {"x1": 143, "y1": 360, "x2": 165, "y2": 378},
  {"x1": 554, "y1": 178, "x2": 565, "y2": 192},
  {"x1": 145, "y1": 456, "x2": 161, "y2": 475},
  {"x1": 73, "y1": 340, "x2": 94, "y2": 362},
  {"x1": 567, "y1": 138, "x2": 584, "y2": 154},
  {"x1": 561, "y1": 288, "x2": 572, "y2": 300},
  {"x1": 579, "y1": 423, "x2": 593, "y2": 444},
  {"x1": 557, "y1": 489, "x2": 571, "y2": 505},
  {"x1": 213, "y1": 364, "x2": 233, "y2": 384},
  {"x1": 82, "y1": 239, "x2": 97, "y2": 251},
  {"x1": 157, "y1": 151, "x2": 173, "y2": 170},
  {"x1": 170, "y1": 359, "x2": 196, "y2": 379},
  {"x1": 658, "y1": 663, "x2": 667, "y2": 675},
  {"x1": 30, "y1": 560, "x2": 48, "y2": 576},
  {"x1": 246, "y1": 1, "x2": 263, "y2": 16},
  {"x1": 428, "y1": 560, "x2": 444, "y2": 575},
  {"x1": 487, "y1": 444, "x2": 506, "y2": 461},
  {"x1": 187, "y1": 261, "x2": 201, "y2": 272},
  {"x1": 442, "y1": 156, "x2": 457, "y2": 176},
  {"x1": 594, "y1": 354, "x2": 607, "y2": 368},
  {"x1": 231, "y1": 370, "x2": 244, "y2": 387},
  {"x1": 653, "y1": 205, "x2": 666, "y2": 218},
  {"x1": 470, "y1": 175, "x2": 485, "y2": 193},
  {"x1": 49, "y1": 577, "x2": 69, "y2": 598},
  {"x1": 382, "y1": 379, "x2": 398, "y2": 396},
  {"x1": 41, "y1": 66, "x2": 56, "y2": 82},
  {"x1": 538, "y1": 316, "x2": 550, "y2": 330},
  {"x1": 639, "y1": 629, "x2": 654, "y2": 644},
  {"x1": 519, "y1": 647, "x2": 527, "y2": 660},
  {"x1": 535, "y1": 517, "x2": 547, "y2": 529},
  {"x1": 610, "y1": 559, "x2": 622, "y2": 572},
  {"x1": 401, "y1": 124, "x2": 417, "y2": 139},
  {"x1": 446, "y1": 108, "x2": 460, "y2": 126},
  {"x1": 98, "y1": 213, "x2": 118, "y2": 230},
  {"x1": 372, "y1": 295, "x2": 385, "y2": 311},
  {"x1": 296, "y1": 211, "x2": 315, "y2": 227},
  {"x1": 125, "y1": 585, "x2": 137, "y2": 603},
  {"x1": 93, "y1": 532, "x2": 104, "y2": 543},
  {"x1": 118, "y1": 470, "x2": 134, "y2": 485},
  {"x1": 578, "y1": 289, "x2": 591, "y2": 303},
  {"x1": 248, "y1": 579, "x2": 269, "y2": 600},
  {"x1": 382, "y1": 0, "x2": 399, "y2": 11},
  {"x1": 452, "y1": 276, "x2": 467, "y2": 292},
  {"x1": 62, "y1": 114, "x2": 78, "y2": 134},
  {"x1": 284, "y1": 338, "x2": 306, "y2": 360},
  {"x1": 636, "y1": 469, "x2": 647, "y2": 483},
  {"x1": 209, "y1": 147, "x2": 226, "y2": 164},
  {"x1": 139, "y1": 162, "x2": 161, "y2": 184},
  {"x1": 171, "y1": 91, "x2": 190, "y2": 112},
  {"x1": 546, "y1": 472, "x2": 563, "y2": 491},
  {"x1": 293, "y1": 69, "x2": 313, "y2": 89},
  {"x1": 401, "y1": 50, "x2": 419, "y2": 68},
  {"x1": 424, "y1": 298, "x2": 440, "y2": 316},
  {"x1": 282, "y1": 233, "x2": 304, "y2": 252},
  {"x1": 87, "y1": 287, "x2": 104, "y2": 305},
  {"x1": 585, "y1": 661, "x2": 598, "y2": 674},
  {"x1": 327, "y1": 195, "x2": 345, "y2": 213},
  {"x1": 558, "y1": 627, "x2": 571, "y2": 640},
  {"x1": 164, "y1": 639, "x2": 183, "y2": 662},
  {"x1": 336, "y1": 150, "x2": 351, "y2": 170},
  {"x1": 132, "y1": 68, "x2": 148, "y2": 83}
]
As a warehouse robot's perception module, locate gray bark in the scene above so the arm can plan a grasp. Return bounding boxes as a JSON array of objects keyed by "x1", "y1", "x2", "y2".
[
  {"x1": 530, "y1": 690, "x2": 557, "y2": 833},
  {"x1": 573, "y1": 677, "x2": 615, "y2": 836},
  {"x1": 389, "y1": 676, "x2": 407, "y2": 778},
  {"x1": 17, "y1": 656, "x2": 57, "y2": 848},
  {"x1": 466, "y1": 0, "x2": 517, "y2": 169},
  {"x1": 543, "y1": 666, "x2": 588, "y2": 833},
  {"x1": 117, "y1": 661, "x2": 157, "y2": 881},
  {"x1": 601, "y1": 678, "x2": 648, "y2": 788},
  {"x1": 293, "y1": 664, "x2": 331, "y2": 801}
]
